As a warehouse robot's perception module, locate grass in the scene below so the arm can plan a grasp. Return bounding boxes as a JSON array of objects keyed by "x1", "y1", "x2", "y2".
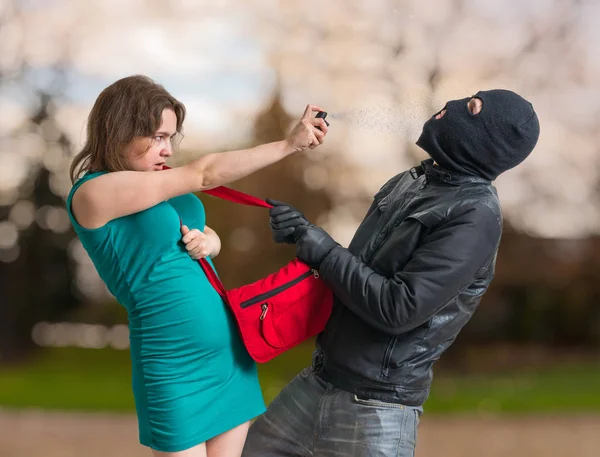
[{"x1": 0, "y1": 344, "x2": 599, "y2": 414}]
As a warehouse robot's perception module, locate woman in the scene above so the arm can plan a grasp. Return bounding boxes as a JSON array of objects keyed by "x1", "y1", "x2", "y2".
[{"x1": 66, "y1": 75, "x2": 328, "y2": 457}]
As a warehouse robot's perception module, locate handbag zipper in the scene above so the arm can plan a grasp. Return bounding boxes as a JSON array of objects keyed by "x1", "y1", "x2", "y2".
[
  {"x1": 240, "y1": 269, "x2": 319, "y2": 309},
  {"x1": 260, "y1": 303, "x2": 269, "y2": 320}
]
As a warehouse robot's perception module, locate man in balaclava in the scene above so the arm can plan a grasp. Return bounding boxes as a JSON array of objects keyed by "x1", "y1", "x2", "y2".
[{"x1": 239, "y1": 89, "x2": 540, "y2": 457}]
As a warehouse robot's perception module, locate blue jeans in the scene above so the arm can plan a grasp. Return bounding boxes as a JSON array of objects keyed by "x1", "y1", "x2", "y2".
[{"x1": 242, "y1": 366, "x2": 421, "y2": 457}]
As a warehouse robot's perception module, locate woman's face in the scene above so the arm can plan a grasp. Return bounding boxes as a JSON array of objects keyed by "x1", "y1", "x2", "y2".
[{"x1": 124, "y1": 108, "x2": 178, "y2": 172}]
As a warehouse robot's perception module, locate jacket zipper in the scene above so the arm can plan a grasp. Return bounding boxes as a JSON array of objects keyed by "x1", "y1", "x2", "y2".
[
  {"x1": 240, "y1": 270, "x2": 317, "y2": 309},
  {"x1": 380, "y1": 335, "x2": 397, "y2": 378}
]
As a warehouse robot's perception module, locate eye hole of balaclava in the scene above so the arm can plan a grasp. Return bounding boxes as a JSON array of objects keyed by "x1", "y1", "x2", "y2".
[{"x1": 467, "y1": 97, "x2": 483, "y2": 115}]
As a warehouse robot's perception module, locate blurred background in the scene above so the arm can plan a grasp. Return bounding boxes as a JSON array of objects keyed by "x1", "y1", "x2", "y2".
[{"x1": 0, "y1": 0, "x2": 599, "y2": 456}]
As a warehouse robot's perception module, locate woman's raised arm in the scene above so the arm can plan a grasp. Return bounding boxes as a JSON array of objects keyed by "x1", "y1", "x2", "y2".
[{"x1": 71, "y1": 105, "x2": 328, "y2": 229}]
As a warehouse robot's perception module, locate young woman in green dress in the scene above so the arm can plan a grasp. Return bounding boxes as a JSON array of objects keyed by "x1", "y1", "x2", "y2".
[{"x1": 66, "y1": 75, "x2": 328, "y2": 457}]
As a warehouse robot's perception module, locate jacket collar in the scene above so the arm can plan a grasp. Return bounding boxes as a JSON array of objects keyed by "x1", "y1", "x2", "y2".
[{"x1": 410, "y1": 159, "x2": 491, "y2": 186}]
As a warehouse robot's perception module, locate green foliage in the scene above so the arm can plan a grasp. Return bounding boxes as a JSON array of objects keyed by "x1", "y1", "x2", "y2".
[
  {"x1": 1, "y1": 346, "x2": 598, "y2": 414},
  {"x1": 427, "y1": 364, "x2": 600, "y2": 413}
]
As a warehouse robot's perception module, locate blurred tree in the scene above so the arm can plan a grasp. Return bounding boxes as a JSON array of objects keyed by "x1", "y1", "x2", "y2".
[{"x1": 0, "y1": 91, "x2": 82, "y2": 363}]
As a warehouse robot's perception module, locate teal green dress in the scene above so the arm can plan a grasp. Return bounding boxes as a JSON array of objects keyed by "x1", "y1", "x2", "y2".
[{"x1": 66, "y1": 172, "x2": 265, "y2": 452}]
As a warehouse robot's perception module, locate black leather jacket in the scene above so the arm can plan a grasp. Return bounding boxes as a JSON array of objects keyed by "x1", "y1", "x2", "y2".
[{"x1": 313, "y1": 159, "x2": 503, "y2": 406}]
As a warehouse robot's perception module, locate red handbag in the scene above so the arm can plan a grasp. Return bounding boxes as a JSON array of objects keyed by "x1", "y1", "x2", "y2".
[{"x1": 197, "y1": 186, "x2": 334, "y2": 363}]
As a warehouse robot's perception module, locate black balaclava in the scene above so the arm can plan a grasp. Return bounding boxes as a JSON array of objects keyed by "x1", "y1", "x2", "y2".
[{"x1": 416, "y1": 89, "x2": 540, "y2": 181}]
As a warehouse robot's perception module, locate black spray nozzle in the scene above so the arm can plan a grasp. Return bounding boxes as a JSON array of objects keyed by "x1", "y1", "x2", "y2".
[{"x1": 316, "y1": 111, "x2": 330, "y2": 127}]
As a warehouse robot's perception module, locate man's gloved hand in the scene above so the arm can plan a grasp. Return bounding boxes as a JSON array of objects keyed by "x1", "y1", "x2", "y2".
[
  {"x1": 294, "y1": 225, "x2": 339, "y2": 270},
  {"x1": 266, "y1": 198, "x2": 309, "y2": 244}
]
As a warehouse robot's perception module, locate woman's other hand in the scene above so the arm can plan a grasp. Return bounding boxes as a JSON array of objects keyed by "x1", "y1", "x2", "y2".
[{"x1": 181, "y1": 225, "x2": 221, "y2": 259}]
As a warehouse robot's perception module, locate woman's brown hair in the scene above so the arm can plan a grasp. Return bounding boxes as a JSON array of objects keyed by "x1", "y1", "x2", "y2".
[{"x1": 69, "y1": 75, "x2": 186, "y2": 183}]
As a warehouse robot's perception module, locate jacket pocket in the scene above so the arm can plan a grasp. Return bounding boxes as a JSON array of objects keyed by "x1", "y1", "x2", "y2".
[{"x1": 380, "y1": 335, "x2": 398, "y2": 378}]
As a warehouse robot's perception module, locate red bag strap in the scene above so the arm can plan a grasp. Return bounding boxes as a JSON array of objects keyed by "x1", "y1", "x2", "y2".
[
  {"x1": 179, "y1": 216, "x2": 227, "y2": 298},
  {"x1": 198, "y1": 258, "x2": 228, "y2": 298},
  {"x1": 202, "y1": 186, "x2": 272, "y2": 209},
  {"x1": 165, "y1": 164, "x2": 273, "y2": 298},
  {"x1": 195, "y1": 187, "x2": 271, "y2": 297}
]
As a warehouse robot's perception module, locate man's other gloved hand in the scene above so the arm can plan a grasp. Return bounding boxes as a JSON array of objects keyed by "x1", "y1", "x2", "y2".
[
  {"x1": 294, "y1": 225, "x2": 339, "y2": 270},
  {"x1": 266, "y1": 198, "x2": 309, "y2": 244}
]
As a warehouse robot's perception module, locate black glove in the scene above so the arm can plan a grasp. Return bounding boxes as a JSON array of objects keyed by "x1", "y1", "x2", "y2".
[
  {"x1": 266, "y1": 198, "x2": 310, "y2": 244},
  {"x1": 295, "y1": 224, "x2": 339, "y2": 269}
]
